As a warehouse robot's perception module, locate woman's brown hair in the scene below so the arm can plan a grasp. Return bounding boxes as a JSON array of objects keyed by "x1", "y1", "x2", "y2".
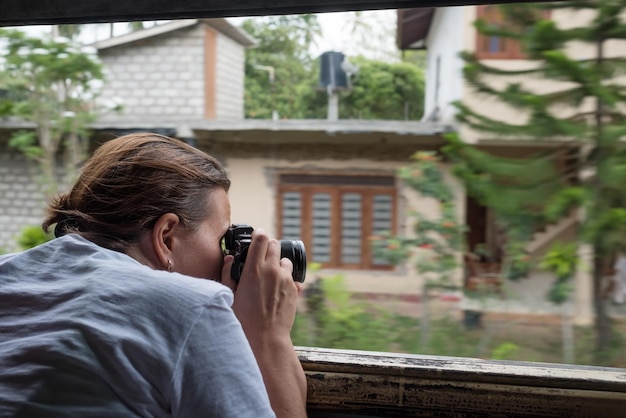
[{"x1": 43, "y1": 133, "x2": 231, "y2": 253}]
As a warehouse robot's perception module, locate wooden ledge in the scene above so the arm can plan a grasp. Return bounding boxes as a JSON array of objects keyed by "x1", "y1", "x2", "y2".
[{"x1": 297, "y1": 347, "x2": 626, "y2": 417}]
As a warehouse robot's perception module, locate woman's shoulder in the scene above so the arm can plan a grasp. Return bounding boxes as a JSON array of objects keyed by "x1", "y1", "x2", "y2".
[{"x1": 59, "y1": 234, "x2": 233, "y2": 311}]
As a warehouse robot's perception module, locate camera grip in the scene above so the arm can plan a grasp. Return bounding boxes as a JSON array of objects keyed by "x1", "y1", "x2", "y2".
[{"x1": 230, "y1": 260, "x2": 245, "y2": 282}]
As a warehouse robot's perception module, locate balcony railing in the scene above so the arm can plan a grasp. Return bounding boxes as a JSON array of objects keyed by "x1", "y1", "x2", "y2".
[{"x1": 298, "y1": 347, "x2": 626, "y2": 417}]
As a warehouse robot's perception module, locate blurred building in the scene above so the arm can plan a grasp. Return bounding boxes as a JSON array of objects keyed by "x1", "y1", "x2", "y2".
[{"x1": 396, "y1": 6, "x2": 616, "y2": 324}]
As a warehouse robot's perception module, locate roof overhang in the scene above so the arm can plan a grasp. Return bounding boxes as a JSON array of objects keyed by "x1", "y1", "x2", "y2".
[
  {"x1": 1, "y1": 118, "x2": 583, "y2": 150},
  {"x1": 89, "y1": 119, "x2": 452, "y2": 146},
  {"x1": 92, "y1": 18, "x2": 256, "y2": 50},
  {"x1": 396, "y1": 8, "x2": 435, "y2": 50}
]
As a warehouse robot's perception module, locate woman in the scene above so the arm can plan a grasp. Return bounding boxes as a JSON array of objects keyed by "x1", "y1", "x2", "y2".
[{"x1": 0, "y1": 133, "x2": 307, "y2": 417}]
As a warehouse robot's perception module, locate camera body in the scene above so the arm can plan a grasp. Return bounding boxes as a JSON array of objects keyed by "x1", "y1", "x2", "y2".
[{"x1": 223, "y1": 224, "x2": 306, "y2": 283}]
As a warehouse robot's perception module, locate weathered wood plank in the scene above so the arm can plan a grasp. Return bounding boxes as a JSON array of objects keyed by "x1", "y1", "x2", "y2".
[{"x1": 298, "y1": 347, "x2": 626, "y2": 417}]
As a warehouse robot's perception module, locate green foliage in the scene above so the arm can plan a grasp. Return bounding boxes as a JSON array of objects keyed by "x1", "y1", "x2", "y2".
[
  {"x1": 545, "y1": 187, "x2": 585, "y2": 222},
  {"x1": 8, "y1": 130, "x2": 41, "y2": 160},
  {"x1": 240, "y1": 16, "x2": 424, "y2": 120},
  {"x1": 419, "y1": 316, "x2": 482, "y2": 358},
  {"x1": 445, "y1": 133, "x2": 561, "y2": 217},
  {"x1": 445, "y1": 132, "x2": 560, "y2": 280},
  {"x1": 16, "y1": 225, "x2": 54, "y2": 250},
  {"x1": 293, "y1": 274, "x2": 482, "y2": 357},
  {"x1": 293, "y1": 274, "x2": 408, "y2": 351},
  {"x1": 490, "y1": 342, "x2": 520, "y2": 360},
  {"x1": 583, "y1": 208, "x2": 626, "y2": 254},
  {"x1": 337, "y1": 57, "x2": 424, "y2": 120},
  {"x1": 572, "y1": 325, "x2": 626, "y2": 368},
  {"x1": 401, "y1": 50, "x2": 427, "y2": 69},
  {"x1": 451, "y1": 0, "x2": 626, "y2": 355},
  {"x1": 241, "y1": 15, "x2": 322, "y2": 120},
  {"x1": 57, "y1": 25, "x2": 82, "y2": 39},
  {"x1": 292, "y1": 272, "x2": 626, "y2": 366},
  {"x1": 540, "y1": 242, "x2": 578, "y2": 304},
  {"x1": 371, "y1": 151, "x2": 465, "y2": 289},
  {"x1": 0, "y1": 28, "x2": 105, "y2": 192}
]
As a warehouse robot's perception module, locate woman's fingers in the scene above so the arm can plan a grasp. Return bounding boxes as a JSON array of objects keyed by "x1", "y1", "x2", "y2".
[
  {"x1": 242, "y1": 228, "x2": 269, "y2": 277},
  {"x1": 220, "y1": 255, "x2": 237, "y2": 292},
  {"x1": 231, "y1": 228, "x2": 299, "y2": 338}
]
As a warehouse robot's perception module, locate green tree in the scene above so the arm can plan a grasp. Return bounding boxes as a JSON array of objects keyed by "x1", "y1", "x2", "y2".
[
  {"x1": 56, "y1": 24, "x2": 82, "y2": 39},
  {"x1": 338, "y1": 57, "x2": 424, "y2": 120},
  {"x1": 241, "y1": 16, "x2": 424, "y2": 120},
  {"x1": 0, "y1": 29, "x2": 105, "y2": 193},
  {"x1": 447, "y1": 1, "x2": 626, "y2": 364},
  {"x1": 241, "y1": 15, "x2": 322, "y2": 119},
  {"x1": 372, "y1": 151, "x2": 465, "y2": 349}
]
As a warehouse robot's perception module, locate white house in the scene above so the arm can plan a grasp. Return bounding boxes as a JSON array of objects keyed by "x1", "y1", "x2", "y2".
[{"x1": 394, "y1": 5, "x2": 626, "y2": 324}]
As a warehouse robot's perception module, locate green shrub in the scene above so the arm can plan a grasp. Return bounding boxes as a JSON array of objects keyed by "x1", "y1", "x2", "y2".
[
  {"x1": 293, "y1": 274, "x2": 399, "y2": 351},
  {"x1": 16, "y1": 225, "x2": 54, "y2": 250}
]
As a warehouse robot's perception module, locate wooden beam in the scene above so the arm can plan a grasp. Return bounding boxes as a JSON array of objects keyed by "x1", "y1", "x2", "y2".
[
  {"x1": 1, "y1": 0, "x2": 533, "y2": 27},
  {"x1": 298, "y1": 347, "x2": 626, "y2": 417}
]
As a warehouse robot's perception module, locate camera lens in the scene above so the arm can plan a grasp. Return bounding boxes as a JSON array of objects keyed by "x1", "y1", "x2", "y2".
[{"x1": 280, "y1": 240, "x2": 306, "y2": 283}]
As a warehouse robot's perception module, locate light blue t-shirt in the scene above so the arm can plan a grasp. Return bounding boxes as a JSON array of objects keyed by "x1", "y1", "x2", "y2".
[{"x1": 0, "y1": 234, "x2": 276, "y2": 417}]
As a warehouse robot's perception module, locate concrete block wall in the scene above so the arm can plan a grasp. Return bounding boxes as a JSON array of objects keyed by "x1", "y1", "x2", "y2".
[
  {"x1": 97, "y1": 23, "x2": 246, "y2": 123},
  {"x1": 215, "y1": 32, "x2": 245, "y2": 120},
  {"x1": 97, "y1": 25, "x2": 207, "y2": 123},
  {"x1": 0, "y1": 150, "x2": 47, "y2": 253}
]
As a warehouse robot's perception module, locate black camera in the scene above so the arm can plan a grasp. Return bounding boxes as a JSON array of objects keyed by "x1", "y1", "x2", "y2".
[{"x1": 223, "y1": 224, "x2": 306, "y2": 283}]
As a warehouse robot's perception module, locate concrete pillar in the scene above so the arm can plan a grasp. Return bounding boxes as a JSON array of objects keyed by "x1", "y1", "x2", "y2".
[{"x1": 573, "y1": 243, "x2": 594, "y2": 326}]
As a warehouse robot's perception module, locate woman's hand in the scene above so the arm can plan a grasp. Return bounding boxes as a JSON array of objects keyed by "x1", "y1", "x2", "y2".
[
  {"x1": 221, "y1": 228, "x2": 301, "y2": 339},
  {"x1": 220, "y1": 228, "x2": 307, "y2": 418}
]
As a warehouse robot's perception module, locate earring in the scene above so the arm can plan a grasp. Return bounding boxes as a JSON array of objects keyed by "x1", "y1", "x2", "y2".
[{"x1": 167, "y1": 260, "x2": 172, "y2": 272}]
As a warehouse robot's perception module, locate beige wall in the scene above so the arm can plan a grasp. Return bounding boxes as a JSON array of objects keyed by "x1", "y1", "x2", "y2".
[{"x1": 224, "y1": 155, "x2": 465, "y2": 297}]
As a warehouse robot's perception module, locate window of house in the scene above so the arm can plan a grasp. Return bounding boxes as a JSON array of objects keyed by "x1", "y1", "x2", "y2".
[
  {"x1": 475, "y1": 5, "x2": 549, "y2": 59},
  {"x1": 278, "y1": 174, "x2": 397, "y2": 270},
  {"x1": 475, "y1": 5, "x2": 524, "y2": 59}
]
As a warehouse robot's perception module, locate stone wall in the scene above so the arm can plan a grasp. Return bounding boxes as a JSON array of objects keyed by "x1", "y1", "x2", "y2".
[{"x1": 0, "y1": 145, "x2": 46, "y2": 253}]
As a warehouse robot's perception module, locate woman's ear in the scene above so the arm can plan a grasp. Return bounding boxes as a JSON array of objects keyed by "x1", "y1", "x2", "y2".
[{"x1": 152, "y1": 213, "x2": 181, "y2": 271}]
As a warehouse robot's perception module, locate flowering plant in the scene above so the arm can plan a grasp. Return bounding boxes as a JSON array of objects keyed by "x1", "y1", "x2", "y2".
[{"x1": 371, "y1": 151, "x2": 466, "y2": 289}]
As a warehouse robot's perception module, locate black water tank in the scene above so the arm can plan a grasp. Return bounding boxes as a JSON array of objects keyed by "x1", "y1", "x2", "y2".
[{"x1": 319, "y1": 51, "x2": 349, "y2": 90}]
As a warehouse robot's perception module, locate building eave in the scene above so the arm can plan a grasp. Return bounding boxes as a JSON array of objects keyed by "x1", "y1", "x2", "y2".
[
  {"x1": 92, "y1": 19, "x2": 199, "y2": 50},
  {"x1": 88, "y1": 119, "x2": 451, "y2": 146},
  {"x1": 191, "y1": 119, "x2": 451, "y2": 135},
  {"x1": 189, "y1": 119, "x2": 452, "y2": 145},
  {"x1": 203, "y1": 18, "x2": 256, "y2": 47},
  {"x1": 92, "y1": 17, "x2": 256, "y2": 51},
  {"x1": 396, "y1": 7, "x2": 435, "y2": 50}
]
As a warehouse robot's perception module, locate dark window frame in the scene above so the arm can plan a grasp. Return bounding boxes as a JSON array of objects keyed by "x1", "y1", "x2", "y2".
[{"x1": 277, "y1": 174, "x2": 397, "y2": 271}]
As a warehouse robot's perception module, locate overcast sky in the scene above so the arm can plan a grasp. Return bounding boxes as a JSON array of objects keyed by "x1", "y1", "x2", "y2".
[
  {"x1": 310, "y1": 10, "x2": 398, "y2": 60},
  {"x1": 10, "y1": 10, "x2": 399, "y2": 61}
]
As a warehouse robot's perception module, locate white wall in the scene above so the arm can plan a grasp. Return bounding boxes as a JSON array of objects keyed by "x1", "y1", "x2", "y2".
[
  {"x1": 423, "y1": 6, "x2": 466, "y2": 126},
  {"x1": 453, "y1": 6, "x2": 626, "y2": 143},
  {"x1": 224, "y1": 155, "x2": 465, "y2": 297}
]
